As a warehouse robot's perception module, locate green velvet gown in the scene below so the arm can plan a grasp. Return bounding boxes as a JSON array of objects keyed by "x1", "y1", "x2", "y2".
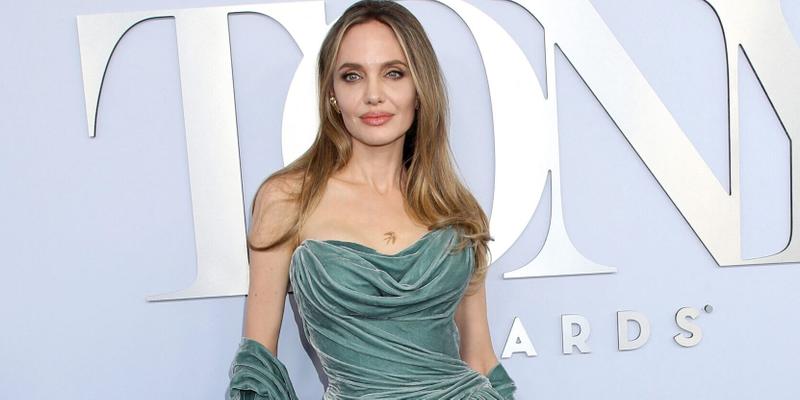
[{"x1": 227, "y1": 225, "x2": 517, "y2": 399}]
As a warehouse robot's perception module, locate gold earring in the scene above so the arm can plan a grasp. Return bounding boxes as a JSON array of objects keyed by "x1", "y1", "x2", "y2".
[{"x1": 329, "y1": 96, "x2": 341, "y2": 114}]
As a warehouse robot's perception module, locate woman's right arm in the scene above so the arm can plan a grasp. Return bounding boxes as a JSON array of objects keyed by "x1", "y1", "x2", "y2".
[
  {"x1": 242, "y1": 179, "x2": 297, "y2": 354},
  {"x1": 227, "y1": 176, "x2": 301, "y2": 400}
]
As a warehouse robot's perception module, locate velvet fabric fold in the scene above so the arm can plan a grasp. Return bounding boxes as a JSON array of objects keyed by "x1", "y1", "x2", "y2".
[
  {"x1": 487, "y1": 362, "x2": 516, "y2": 399},
  {"x1": 228, "y1": 224, "x2": 517, "y2": 399},
  {"x1": 227, "y1": 337, "x2": 299, "y2": 400}
]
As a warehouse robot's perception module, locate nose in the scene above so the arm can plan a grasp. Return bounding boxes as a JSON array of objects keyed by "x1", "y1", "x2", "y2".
[{"x1": 364, "y1": 76, "x2": 384, "y2": 105}]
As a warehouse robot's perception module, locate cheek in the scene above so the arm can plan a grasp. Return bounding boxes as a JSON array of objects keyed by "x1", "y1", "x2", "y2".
[
  {"x1": 331, "y1": 83, "x2": 354, "y2": 109},
  {"x1": 337, "y1": 93, "x2": 360, "y2": 114},
  {"x1": 402, "y1": 85, "x2": 417, "y2": 107}
]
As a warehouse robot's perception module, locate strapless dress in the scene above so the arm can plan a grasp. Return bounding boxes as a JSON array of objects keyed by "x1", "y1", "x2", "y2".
[{"x1": 226, "y1": 225, "x2": 517, "y2": 399}]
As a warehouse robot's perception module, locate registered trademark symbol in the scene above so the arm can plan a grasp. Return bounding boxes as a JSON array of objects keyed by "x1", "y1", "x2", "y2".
[{"x1": 703, "y1": 304, "x2": 713, "y2": 313}]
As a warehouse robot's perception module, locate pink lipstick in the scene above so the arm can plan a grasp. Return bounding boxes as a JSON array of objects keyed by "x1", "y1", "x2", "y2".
[{"x1": 360, "y1": 112, "x2": 393, "y2": 126}]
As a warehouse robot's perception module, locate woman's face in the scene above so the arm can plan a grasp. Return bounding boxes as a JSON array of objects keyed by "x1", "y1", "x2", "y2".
[{"x1": 331, "y1": 20, "x2": 417, "y2": 147}]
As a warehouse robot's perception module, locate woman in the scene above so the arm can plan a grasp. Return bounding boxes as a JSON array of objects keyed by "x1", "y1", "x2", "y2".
[{"x1": 226, "y1": 0, "x2": 517, "y2": 398}]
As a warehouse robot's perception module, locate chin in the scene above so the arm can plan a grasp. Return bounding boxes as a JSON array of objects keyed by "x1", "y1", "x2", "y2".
[{"x1": 353, "y1": 132, "x2": 406, "y2": 146}]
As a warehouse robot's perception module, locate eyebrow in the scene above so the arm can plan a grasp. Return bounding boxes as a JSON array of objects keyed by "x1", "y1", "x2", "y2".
[{"x1": 337, "y1": 59, "x2": 408, "y2": 71}]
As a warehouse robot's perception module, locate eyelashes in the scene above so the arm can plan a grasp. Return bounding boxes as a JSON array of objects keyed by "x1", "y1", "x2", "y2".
[{"x1": 340, "y1": 70, "x2": 405, "y2": 82}]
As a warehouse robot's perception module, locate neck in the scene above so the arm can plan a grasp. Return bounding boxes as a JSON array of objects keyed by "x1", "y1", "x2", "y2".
[{"x1": 336, "y1": 136, "x2": 406, "y2": 194}]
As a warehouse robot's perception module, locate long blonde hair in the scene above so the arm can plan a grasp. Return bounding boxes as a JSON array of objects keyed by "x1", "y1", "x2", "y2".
[{"x1": 248, "y1": 0, "x2": 493, "y2": 285}]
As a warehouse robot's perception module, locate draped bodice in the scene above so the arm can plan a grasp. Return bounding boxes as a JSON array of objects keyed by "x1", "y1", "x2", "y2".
[
  {"x1": 225, "y1": 226, "x2": 516, "y2": 400},
  {"x1": 287, "y1": 225, "x2": 508, "y2": 399}
]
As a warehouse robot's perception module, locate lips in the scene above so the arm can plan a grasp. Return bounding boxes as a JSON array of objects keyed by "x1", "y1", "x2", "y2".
[{"x1": 360, "y1": 112, "x2": 393, "y2": 126}]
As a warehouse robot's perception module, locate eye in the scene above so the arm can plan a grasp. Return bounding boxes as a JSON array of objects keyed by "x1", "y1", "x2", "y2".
[
  {"x1": 387, "y1": 70, "x2": 405, "y2": 79},
  {"x1": 341, "y1": 72, "x2": 360, "y2": 82}
]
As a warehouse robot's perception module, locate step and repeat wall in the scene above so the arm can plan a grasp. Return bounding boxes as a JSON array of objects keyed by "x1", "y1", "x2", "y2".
[{"x1": 2, "y1": 0, "x2": 800, "y2": 398}]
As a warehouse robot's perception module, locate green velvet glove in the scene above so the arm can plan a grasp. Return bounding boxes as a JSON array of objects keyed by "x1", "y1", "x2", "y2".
[
  {"x1": 487, "y1": 362, "x2": 517, "y2": 400},
  {"x1": 226, "y1": 337, "x2": 299, "y2": 400}
]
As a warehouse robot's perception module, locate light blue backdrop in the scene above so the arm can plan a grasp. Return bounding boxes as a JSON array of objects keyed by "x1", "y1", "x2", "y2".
[{"x1": 2, "y1": 0, "x2": 799, "y2": 398}]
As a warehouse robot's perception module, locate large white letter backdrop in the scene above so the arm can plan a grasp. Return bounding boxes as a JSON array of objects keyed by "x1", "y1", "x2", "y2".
[{"x1": 1, "y1": 1, "x2": 798, "y2": 399}]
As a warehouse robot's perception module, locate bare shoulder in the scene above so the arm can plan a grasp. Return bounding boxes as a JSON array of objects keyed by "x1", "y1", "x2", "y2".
[
  {"x1": 248, "y1": 171, "x2": 305, "y2": 250},
  {"x1": 243, "y1": 171, "x2": 305, "y2": 351}
]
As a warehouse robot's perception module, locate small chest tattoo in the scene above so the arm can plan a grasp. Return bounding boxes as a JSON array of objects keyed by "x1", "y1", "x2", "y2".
[{"x1": 383, "y1": 231, "x2": 396, "y2": 245}]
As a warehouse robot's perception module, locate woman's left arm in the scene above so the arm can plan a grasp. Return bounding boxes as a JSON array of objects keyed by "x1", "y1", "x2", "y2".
[
  {"x1": 454, "y1": 279, "x2": 498, "y2": 376},
  {"x1": 455, "y1": 279, "x2": 517, "y2": 399}
]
